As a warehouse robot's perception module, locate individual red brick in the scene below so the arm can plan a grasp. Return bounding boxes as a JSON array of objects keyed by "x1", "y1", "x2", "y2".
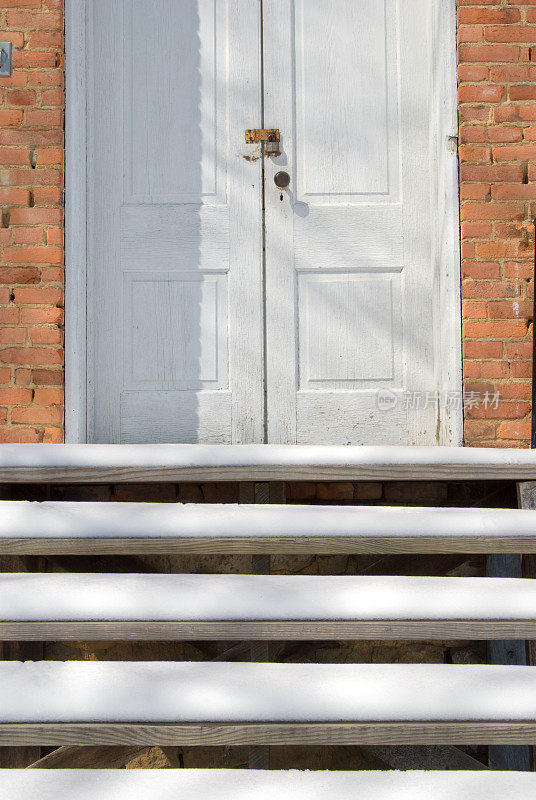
[
  {"x1": 11, "y1": 405, "x2": 62, "y2": 425},
  {"x1": 463, "y1": 300, "x2": 487, "y2": 319},
  {"x1": 33, "y1": 387, "x2": 62, "y2": 405},
  {"x1": 492, "y1": 184, "x2": 536, "y2": 200},
  {"x1": 0, "y1": 267, "x2": 40, "y2": 284},
  {"x1": 466, "y1": 401, "x2": 530, "y2": 420},
  {"x1": 465, "y1": 420, "x2": 498, "y2": 441},
  {"x1": 502, "y1": 261, "x2": 535, "y2": 279},
  {"x1": 461, "y1": 202, "x2": 524, "y2": 220},
  {"x1": 0, "y1": 388, "x2": 32, "y2": 405},
  {"x1": 28, "y1": 327, "x2": 62, "y2": 345},
  {"x1": 491, "y1": 65, "x2": 536, "y2": 81},
  {"x1": 493, "y1": 221, "x2": 524, "y2": 238},
  {"x1": 487, "y1": 126, "x2": 523, "y2": 142},
  {"x1": 0, "y1": 428, "x2": 40, "y2": 443},
  {"x1": 484, "y1": 25, "x2": 536, "y2": 43},
  {"x1": 7, "y1": 89, "x2": 36, "y2": 106},
  {"x1": 43, "y1": 426, "x2": 62, "y2": 443},
  {"x1": 463, "y1": 340, "x2": 503, "y2": 358},
  {"x1": 509, "y1": 85, "x2": 536, "y2": 100},
  {"x1": 0, "y1": 347, "x2": 62, "y2": 366},
  {"x1": 0, "y1": 308, "x2": 19, "y2": 325},
  {"x1": 459, "y1": 44, "x2": 519, "y2": 62},
  {"x1": 460, "y1": 106, "x2": 491, "y2": 123},
  {"x1": 505, "y1": 341, "x2": 532, "y2": 364},
  {"x1": 464, "y1": 360, "x2": 510, "y2": 379},
  {"x1": 23, "y1": 109, "x2": 63, "y2": 127},
  {"x1": 0, "y1": 328, "x2": 26, "y2": 345},
  {"x1": 5, "y1": 11, "x2": 62, "y2": 28},
  {"x1": 459, "y1": 85, "x2": 505, "y2": 103},
  {"x1": 462, "y1": 261, "x2": 501, "y2": 280},
  {"x1": 12, "y1": 227, "x2": 44, "y2": 245},
  {"x1": 459, "y1": 25, "x2": 484, "y2": 43},
  {"x1": 460, "y1": 164, "x2": 523, "y2": 181},
  {"x1": 12, "y1": 287, "x2": 63, "y2": 305},
  {"x1": 499, "y1": 383, "x2": 532, "y2": 400},
  {"x1": 15, "y1": 369, "x2": 31, "y2": 385},
  {"x1": 458, "y1": 65, "x2": 489, "y2": 81},
  {"x1": 511, "y1": 361, "x2": 532, "y2": 378},
  {"x1": 32, "y1": 368, "x2": 62, "y2": 385},
  {"x1": 461, "y1": 183, "x2": 491, "y2": 200},
  {"x1": 21, "y1": 307, "x2": 62, "y2": 324},
  {"x1": 9, "y1": 207, "x2": 62, "y2": 225},
  {"x1": 463, "y1": 320, "x2": 528, "y2": 338},
  {"x1": 462, "y1": 221, "x2": 492, "y2": 237},
  {"x1": 498, "y1": 420, "x2": 531, "y2": 439},
  {"x1": 488, "y1": 300, "x2": 532, "y2": 318},
  {"x1": 459, "y1": 8, "x2": 520, "y2": 24},
  {"x1": 493, "y1": 143, "x2": 536, "y2": 160},
  {"x1": 0, "y1": 109, "x2": 22, "y2": 126},
  {"x1": 3, "y1": 247, "x2": 63, "y2": 264}
]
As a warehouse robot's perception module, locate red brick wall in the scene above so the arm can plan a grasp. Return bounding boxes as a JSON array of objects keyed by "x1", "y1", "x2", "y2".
[
  {"x1": 0, "y1": 1, "x2": 535, "y2": 447},
  {"x1": 458, "y1": 1, "x2": 536, "y2": 447},
  {"x1": 0, "y1": 0, "x2": 63, "y2": 444}
]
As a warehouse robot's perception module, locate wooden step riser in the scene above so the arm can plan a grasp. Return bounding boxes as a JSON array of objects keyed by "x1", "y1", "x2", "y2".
[
  {"x1": 1, "y1": 722, "x2": 536, "y2": 747},
  {"x1": 2, "y1": 620, "x2": 536, "y2": 640},
  {"x1": 2, "y1": 443, "x2": 536, "y2": 482},
  {"x1": 2, "y1": 538, "x2": 536, "y2": 554}
]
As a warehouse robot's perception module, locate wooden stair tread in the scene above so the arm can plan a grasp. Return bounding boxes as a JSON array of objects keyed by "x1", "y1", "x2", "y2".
[
  {"x1": 1, "y1": 769, "x2": 535, "y2": 799},
  {"x1": 2, "y1": 572, "x2": 536, "y2": 621},
  {"x1": 1, "y1": 501, "x2": 536, "y2": 554},
  {"x1": 1, "y1": 443, "x2": 536, "y2": 482},
  {"x1": 1, "y1": 662, "x2": 536, "y2": 724}
]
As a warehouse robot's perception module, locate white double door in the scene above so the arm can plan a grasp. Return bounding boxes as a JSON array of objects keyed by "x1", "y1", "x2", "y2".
[{"x1": 86, "y1": 0, "x2": 459, "y2": 444}]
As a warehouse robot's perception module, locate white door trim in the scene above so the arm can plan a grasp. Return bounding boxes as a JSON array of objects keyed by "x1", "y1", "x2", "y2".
[
  {"x1": 433, "y1": 0, "x2": 463, "y2": 446},
  {"x1": 64, "y1": 0, "x2": 462, "y2": 445},
  {"x1": 64, "y1": 0, "x2": 88, "y2": 443}
]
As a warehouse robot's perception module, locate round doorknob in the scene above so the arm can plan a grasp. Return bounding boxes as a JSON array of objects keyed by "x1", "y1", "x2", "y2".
[{"x1": 274, "y1": 171, "x2": 290, "y2": 189}]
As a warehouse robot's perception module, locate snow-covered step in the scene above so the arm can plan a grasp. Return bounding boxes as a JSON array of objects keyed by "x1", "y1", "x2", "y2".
[
  {"x1": 1, "y1": 770, "x2": 536, "y2": 800},
  {"x1": 1, "y1": 501, "x2": 536, "y2": 554},
  {"x1": 1, "y1": 443, "x2": 536, "y2": 482},
  {"x1": 2, "y1": 661, "x2": 536, "y2": 745},
  {"x1": 2, "y1": 573, "x2": 536, "y2": 640}
]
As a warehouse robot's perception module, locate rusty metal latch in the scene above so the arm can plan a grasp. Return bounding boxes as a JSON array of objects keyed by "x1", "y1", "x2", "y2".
[{"x1": 245, "y1": 129, "x2": 280, "y2": 144}]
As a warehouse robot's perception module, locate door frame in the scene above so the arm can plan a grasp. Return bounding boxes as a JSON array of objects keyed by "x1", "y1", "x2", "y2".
[{"x1": 64, "y1": 0, "x2": 462, "y2": 445}]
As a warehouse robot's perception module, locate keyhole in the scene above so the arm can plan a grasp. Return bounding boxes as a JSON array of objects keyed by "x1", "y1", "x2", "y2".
[{"x1": 280, "y1": 193, "x2": 283, "y2": 201}]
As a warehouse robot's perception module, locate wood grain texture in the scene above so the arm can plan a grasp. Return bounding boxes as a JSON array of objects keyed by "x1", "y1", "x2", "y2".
[
  {"x1": 2, "y1": 536, "x2": 536, "y2": 555},
  {"x1": 25, "y1": 745, "x2": 149, "y2": 769},
  {"x1": 3, "y1": 722, "x2": 536, "y2": 747},
  {"x1": 519, "y1": 480, "x2": 536, "y2": 771},
  {"x1": 3, "y1": 620, "x2": 536, "y2": 641},
  {"x1": 0, "y1": 555, "x2": 42, "y2": 769},
  {"x1": 2, "y1": 444, "x2": 536, "y2": 481}
]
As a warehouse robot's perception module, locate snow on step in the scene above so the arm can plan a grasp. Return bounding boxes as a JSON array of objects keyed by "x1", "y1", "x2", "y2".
[
  {"x1": 2, "y1": 662, "x2": 536, "y2": 723},
  {"x1": 0, "y1": 501, "x2": 535, "y2": 548},
  {"x1": 1, "y1": 770, "x2": 536, "y2": 800},
  {"x1": 2, "y1": 573, "x2": 536, "y2": 622},
  {"x1": 1, "y1": 443, "x2": 536, "y2": 482}
]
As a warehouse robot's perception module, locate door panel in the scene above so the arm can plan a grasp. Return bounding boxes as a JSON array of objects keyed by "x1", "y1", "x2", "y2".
[
  {"x1": 263, "y1": 0, "x2": 441, "y2": 444},
  {"x1": 87, "y1": 0, "x2": 264, "y2": 443}
]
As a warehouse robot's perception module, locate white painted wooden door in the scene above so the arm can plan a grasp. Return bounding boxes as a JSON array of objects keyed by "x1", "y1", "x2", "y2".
[
  {"x1": 87, "y1": 0, "x2": 264, "y2": 443},
  {"x1": 263, "y1": 0, "x2": 458, "y2": 445},
  {"x1": 84, "y1": 0, "x2": 458, "y2": 444}
]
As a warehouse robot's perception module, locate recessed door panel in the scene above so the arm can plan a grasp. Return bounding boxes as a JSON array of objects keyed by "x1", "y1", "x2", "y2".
[
  {"x1": 87, "y1": 0, "x2": 263, "y2": 443},
  {"x1": 263, "y1": 0, "x2": 452, "y2": 444}
]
